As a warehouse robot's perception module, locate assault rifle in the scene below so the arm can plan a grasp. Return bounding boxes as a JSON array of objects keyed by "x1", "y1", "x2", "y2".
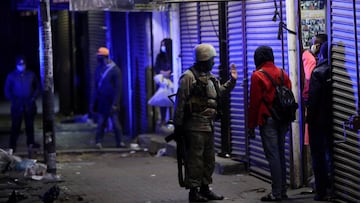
[{"x1": 164, "y1": 123, "x2": 187, "y2": 188}]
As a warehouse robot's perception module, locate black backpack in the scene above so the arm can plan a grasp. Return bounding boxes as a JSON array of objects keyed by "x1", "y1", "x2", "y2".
[{"x1": 260, "y1": 69, "x2": 298, "y2": 123}]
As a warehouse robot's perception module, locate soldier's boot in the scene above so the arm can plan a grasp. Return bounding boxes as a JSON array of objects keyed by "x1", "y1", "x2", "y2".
[
  {"x1": 200, "y1": 185, "x2": 224, "y2": 200},
  {"x1": 189, "y1": 187, "x2": 208, "y2": 202}
]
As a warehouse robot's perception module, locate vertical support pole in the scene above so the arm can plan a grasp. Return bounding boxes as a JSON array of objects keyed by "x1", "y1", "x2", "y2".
[
  {"x1": 286, "y1": 0, "x2": 302, "y2": 188},
  {"x1": 218, "y1": 2, "x2": 231, "y2": 157},
  {"x1": 38, "y1": 0, "x2": 56, "y2": 175}
]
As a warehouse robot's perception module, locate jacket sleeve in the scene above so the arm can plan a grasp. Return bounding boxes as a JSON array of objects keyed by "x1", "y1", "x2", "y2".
[
  {"x1": 248, "y1": 72, "x2": 263, "y2": 129},
  {"x1": 173, "y1": 73, "x2": 193, "y2": 126},
  {"x1": 112, "y1": 67, "x2": 122, "y2": 107},
  {"x1": 218, "y1": 77, "x2": 237, "y2": 96},
  {"x1": 4, "y1": 73, "x2": 13, "y2": 101},
  {"x1": 307, "y1": 70, "x2": 322, "y2": 121}
]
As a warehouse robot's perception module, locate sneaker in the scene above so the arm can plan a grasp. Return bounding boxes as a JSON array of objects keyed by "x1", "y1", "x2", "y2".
[
  {"x1": 282, "y1": 194, "x2": 288, "y2": 199},
  {"x1": 117, "y1": 142, "x2": 126, "y2": 148},
  {"x1": 189, "y1": 190, "x2": 208, "y2": 202},
  {"x1": 260, "y1": 193, "x2": 282, "y2": 202},
  {"x1": 7, "y1": 148, "x2": 13, "y2": 155},
  {"x1": 200, "y1": 190, "x2": 224, "y2": 200},
  {"x1": 95, "y1": 143, "x2": 103, "y2": 149}
]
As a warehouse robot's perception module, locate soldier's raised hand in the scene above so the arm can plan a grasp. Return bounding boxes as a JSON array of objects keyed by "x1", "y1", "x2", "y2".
[{"x1": 230, "y1": 63, "x2": 238, "y2": 80}]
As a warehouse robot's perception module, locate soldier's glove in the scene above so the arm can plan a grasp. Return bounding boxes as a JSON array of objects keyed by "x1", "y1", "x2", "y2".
[{"x1": 247, "y1": 128, "x2": 255, "y2": 139}]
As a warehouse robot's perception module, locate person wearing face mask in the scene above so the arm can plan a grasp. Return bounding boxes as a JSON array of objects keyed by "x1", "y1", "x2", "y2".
[
  {"x1": 173, "y1": 43, "x2": 237, "y2": 202},
  {"x1": 307, "y1": 41, "x2": 333, "y2": 201},
  {"x1": 90, "y1": 47, "x2": 124, "y2": 149},
  {"x1": 302, "y1": 33, "x2": 328, "y2": 105},
  {"x1": 4, "y1": 56, "x2": 40, "y2": 154},
  {"x1": 301, "y1": 34, "x2": 328, "y2": 147},
  {"x1": 154, "y1": 38, "x2": 173, "y2": 127}
]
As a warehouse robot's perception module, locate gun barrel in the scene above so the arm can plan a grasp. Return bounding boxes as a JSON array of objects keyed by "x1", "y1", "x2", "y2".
[{"x1": 165, "y1": 133, "x2": 175, "y2": 143}]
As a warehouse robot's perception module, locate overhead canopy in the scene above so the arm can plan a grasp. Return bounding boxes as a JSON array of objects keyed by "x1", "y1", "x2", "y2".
[{"x1": 69, "y1": 0, "x2": 134, "y2": 11}]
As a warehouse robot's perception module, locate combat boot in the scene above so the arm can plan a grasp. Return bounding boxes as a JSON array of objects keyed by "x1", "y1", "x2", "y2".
[
  {"x1": 200, "y1": 185, "x2": 224, "y2": 200},
  {"x1": 189, "y1": 187, "x2": 208, "y2": 202}
]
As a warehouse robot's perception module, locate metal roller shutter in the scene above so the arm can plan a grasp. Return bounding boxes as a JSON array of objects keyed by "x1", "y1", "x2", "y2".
[
  {"x1": 245, "y1": 0, "x2": 291, "y2": 183},
  {"x1": 227, "y1": 1, "x2": 247, "y2": 161},
  {"x1": 180, "y1": 2, "x2": 199, "y2": 73},
  {"x1": 129, "y1": 13, "x2": 151, "y2": 135},
  {"x1": 198, "y1": 2, "x2": 222, "y2": 152},
  {"x1": 54, "y1": 11, "x2": 72, "y2": 115},
  {"x1": 87, "y1": 11, "x2": 106, "y2": 118},
  {"x1": 330, "y1": 1, "x2": 360, "y2": 202}
]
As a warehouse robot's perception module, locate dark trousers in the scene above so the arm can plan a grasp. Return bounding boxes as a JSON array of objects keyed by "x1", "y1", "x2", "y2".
[
  {"x1": 260, "y1": 117, "x2": 289, "y2": 198},
  {"x1": 10, "y1": 109, "x2": 36, "y2": 151},
  {"x1": 95, "y1": 113, "x2": 123, "y2": 146},
  {"x1": 308, "y1": 126, "x2": 333, "y2": 196},
  {"x1": 185, "y1": 131, "x2": 215, "y2": 188}
]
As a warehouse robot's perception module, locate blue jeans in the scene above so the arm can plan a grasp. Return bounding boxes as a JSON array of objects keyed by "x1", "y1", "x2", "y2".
[
  {"x1": 260, "y1": 117, "x2": 289, "y2": 198},
  {"x1": 95, "y1": 113, "x2": 123, "y2": 147}
]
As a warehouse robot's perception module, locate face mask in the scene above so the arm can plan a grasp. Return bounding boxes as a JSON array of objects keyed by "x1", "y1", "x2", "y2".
[
  {"x1": 161, "y1": 46, "x2": 166, "y2": 53},
  {"x1": 16, "y1": 65, "x2": 25, "y2": 72},
  {"x1": 97, "y1": 56, "x2": 105, "y2": 65},
  {"x1": 203, "y1": 60, "x2": 214, "y2": 72}
]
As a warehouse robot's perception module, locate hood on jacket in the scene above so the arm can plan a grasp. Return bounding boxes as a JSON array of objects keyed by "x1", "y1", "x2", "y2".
[
  {"x1": 254, "y1": 46, "x2": 274, "y2": 69},
  {"x1": 319, "y1": 41, "x2": 328, "y2": 61}
]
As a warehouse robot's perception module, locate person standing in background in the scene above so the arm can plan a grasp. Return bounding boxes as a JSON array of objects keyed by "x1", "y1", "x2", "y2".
[
  {"x1": 301, "y1": 34, "x2": 328, "y2": 179},
  {"x1": 4, "y1": 56, "x2": 40, "y2": 154},
  {"x1": 307, "y1": 42, "x2": 333, "y2": 201},
  {"x1": 247, "y1": 46, "x2": 292, "y2": 201},
  {"x1": 154, "y1": 38, "x2": 173, "y2": 127},
  {"x1": 90, "y1": 47, "x2": 125, "y2": 149}
]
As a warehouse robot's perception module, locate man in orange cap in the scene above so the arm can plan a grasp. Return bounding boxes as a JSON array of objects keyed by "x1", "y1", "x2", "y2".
[{"x1": 90, "y1": 47, "x2": 125, "y2": 148}]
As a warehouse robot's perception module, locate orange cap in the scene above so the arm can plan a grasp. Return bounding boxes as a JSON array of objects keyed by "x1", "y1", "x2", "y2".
[{"x1": 97, "y1": 47, "x2": 109, "y2": 56}]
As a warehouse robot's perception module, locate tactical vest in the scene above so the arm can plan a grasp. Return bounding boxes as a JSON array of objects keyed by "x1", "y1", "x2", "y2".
[{"x1": 186, "y1": 67, "x2": 220, "y2": 120}]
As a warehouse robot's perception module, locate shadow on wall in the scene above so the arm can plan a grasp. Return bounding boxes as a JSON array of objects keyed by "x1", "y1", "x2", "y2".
[{"x1": 332, "y1": 41, "x2": 360, "y2": 201}]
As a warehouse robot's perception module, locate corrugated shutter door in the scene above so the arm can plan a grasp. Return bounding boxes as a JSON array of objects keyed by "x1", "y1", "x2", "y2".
[
  {"x1": 245, "y1": 0, "x2": 291, "y2": 182},
  {"x1": 228, "y1": 1, "x2": 246, "y2": 160},
  {"x1": 199, "y1": 2, "x2": 222, "y2": 152},
  {"x1": 330, "y1": 1, "x2": 360, "y2": 202},
  {"x1": 88, "y1": 11, "x2": 106, "y2": 116},
  {"x1": 129, "y1": 13, "x2": 150, "y2": 135},
  {"x1": 54, "y1": 11, "x2": 72, "y2": 115},
  {"x1": 180, "y1": 3, "x2": 199, "y2": 73}
]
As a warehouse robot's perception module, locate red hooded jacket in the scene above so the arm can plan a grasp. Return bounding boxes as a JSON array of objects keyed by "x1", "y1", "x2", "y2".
[{"x1": 248, "y1": 61, "x2": 292, "y2": 128}]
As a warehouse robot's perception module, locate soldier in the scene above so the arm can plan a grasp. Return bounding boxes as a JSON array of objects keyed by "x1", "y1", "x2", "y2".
[{"x1": 173, "y1": 44, "x2": 237, "y2": 202}]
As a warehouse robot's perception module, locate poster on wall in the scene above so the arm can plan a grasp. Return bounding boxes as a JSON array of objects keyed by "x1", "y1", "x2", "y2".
[{"x1": 300, "y1": 0, "x2": 326, "y2": 48}]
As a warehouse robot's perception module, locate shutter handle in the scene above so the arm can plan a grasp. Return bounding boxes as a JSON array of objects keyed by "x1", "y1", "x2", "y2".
[{"x1": 337, "y1": 115, "x2": 360, "y2": 144}]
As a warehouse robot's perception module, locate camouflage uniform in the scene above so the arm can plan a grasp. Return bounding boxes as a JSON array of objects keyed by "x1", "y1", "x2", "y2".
[{"x1": 174, "y1": 65, "x2": 236, "y2": 189}]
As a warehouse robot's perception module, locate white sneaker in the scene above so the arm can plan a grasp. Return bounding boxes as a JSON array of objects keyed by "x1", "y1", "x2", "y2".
[{"x1": 95, "y1": 143, "x2": 103, "y2": 149}]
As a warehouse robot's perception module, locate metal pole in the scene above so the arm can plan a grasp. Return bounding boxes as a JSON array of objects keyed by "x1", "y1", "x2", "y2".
[
  {"x1": 218, "y1": 2, "x2": 231, "y2": 157},
  {"x1": 285, "y1": 0, "x2": 302, "y2": 188},
  {"x1": 38, "y1": 0, "x2": 56, "y2": 175}
]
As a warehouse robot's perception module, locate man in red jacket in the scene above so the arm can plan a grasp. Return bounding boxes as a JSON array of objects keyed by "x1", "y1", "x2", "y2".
[{"x1": 248, "y1": 46, "x2": 292, "y2": 201}]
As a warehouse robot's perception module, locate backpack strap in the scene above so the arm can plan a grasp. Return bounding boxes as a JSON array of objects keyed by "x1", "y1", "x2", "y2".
[
  {"x1": 259, "y1": 68, "x2": 285, "y2": 87},
  {"x1": 258, "y1": 68, "x2": 283, "y2": 109}
]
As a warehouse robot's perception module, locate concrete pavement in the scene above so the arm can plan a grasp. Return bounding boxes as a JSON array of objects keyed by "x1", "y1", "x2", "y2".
[{"x1": 0, "y1": 113, "x2": 320, "y2": 203}]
